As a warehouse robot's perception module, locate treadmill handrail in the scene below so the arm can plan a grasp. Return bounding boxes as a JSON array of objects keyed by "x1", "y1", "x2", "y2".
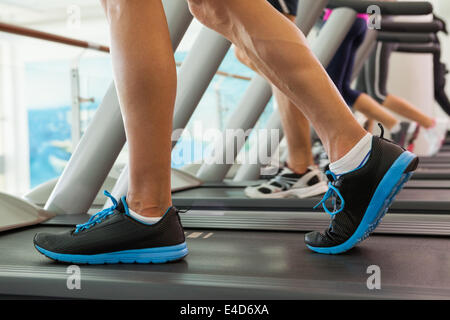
[
  {"x1": 380, "y1": 20, "x2": 444, "y2": 34},
  {"x1": 0, "y1": 21, "x2": 110, "y2": 53},
  {"x1": 395, "y1": 43, "x2": 440, "y2": 54},
  {"x1": 328, "y1": 0, "x2": 433, "y2": 15},
  {"x1": 377, "y1": 32, "x2": 435, "y2": 44}
]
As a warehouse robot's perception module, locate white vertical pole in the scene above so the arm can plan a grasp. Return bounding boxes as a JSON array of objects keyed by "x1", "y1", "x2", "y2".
[
  {"x1": 70, "y1": 67, "x2": 81, "y2": 149},
  {"x1": 0, "y1": 40, "x2": 30, "y2": 195}
]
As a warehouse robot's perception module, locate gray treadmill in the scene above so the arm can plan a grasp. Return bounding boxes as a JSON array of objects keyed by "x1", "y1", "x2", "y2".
[{"x1": 1, "y1": 0, "x2": 449, "y2": 300}]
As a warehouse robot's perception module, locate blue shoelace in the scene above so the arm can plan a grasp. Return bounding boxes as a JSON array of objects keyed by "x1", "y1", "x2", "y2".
[
  {"x1": 313, "y1": 170, "x2": 345, "y2": 216},
  {"x1": 75, "y1": 190, "x2": 119, "y2": 233}
]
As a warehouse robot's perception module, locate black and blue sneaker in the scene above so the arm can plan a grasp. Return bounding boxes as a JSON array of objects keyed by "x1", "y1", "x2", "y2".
[
  {"x1": 34, "y1": 191, "x2": 188, "y2": 264},
  {"x1": 305, "y1": 133, "x2": 419, "y2": 254}
]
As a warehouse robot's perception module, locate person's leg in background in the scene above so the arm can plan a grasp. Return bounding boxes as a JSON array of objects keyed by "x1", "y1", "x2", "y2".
[
  {"x1": 234, "y1": 34, "x2": 313, "y2": 174},
  {"x1": 357, "y1": 42, "x2": 417, "y2": 147},
  {"x1": 383, "y1": 95, "x2": 435, "y2": 128},
  {"x1": 237, "y1": 47, "x2": 327, "y2": 198},
  {"x1": 370, "y1": 41, "x2": 447, "y2": 153},
  {"x1": 273, "y1": 86, "x2": 314, "y2": 173},
  {"x1": 315, "y1": 16, "x2": 374, "y2": 167},
  {"x1": 188, "y1": 0, "x2": 418, "y2": 254},
  {"x1": 333, "y1": 16, "x2": 434, "y2": 149},
  {"x1": 324, "y1": 19, "x2": 353, "y2": 103},
  {"x1": 325, "y1": 17, "x2": 399, "y2": 131},
  {"x1": 338, "y1": 18, "x2": 400, "y2": 131},
  {"x1": 235, "y1": 3, "x2": 327, "y2": 199},
  {"x1": 352, "y1": 94, "x2": 399, "y2": 130}
]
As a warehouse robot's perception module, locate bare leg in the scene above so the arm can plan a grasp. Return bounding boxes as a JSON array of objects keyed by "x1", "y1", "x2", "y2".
[
  {"x1": 101, "y1": 0, "x2": 176, "y2": 217},
  {"x1": 383, "y1": 94, "x2": 434, "y2": 128},
  {"x1": 272, "y1": 87, "x2": 313, "y2": 173},
  {"x1": 365, "y1": 119, "x2": 375, "y2": 132},
  {"x1": 235, "y1": 43, "x2": 313, "y2": 174},
  {"x1": 353, "y1": 93, "x2": 398, "y2": 130},
  {"x1": 187, "y1": 0, "x2": 366, "y2": 162}
]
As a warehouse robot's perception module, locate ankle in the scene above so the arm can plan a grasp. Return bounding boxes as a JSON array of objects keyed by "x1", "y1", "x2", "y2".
[
  {"x1": 286, "y1": 160, "x2": 310, "y2": 174},
  {"x1": 126, "y1": 194, "x2": 171, "y2": 218},
  {"x1": 129, "y1": 207, "x2": 168, "y2": 218},
  {"x1": 327, "y1": 130, "x2": 368, "y2": 163},
  {"x1": 329, "y1": 133, "x2": 373, "y2": 175}
]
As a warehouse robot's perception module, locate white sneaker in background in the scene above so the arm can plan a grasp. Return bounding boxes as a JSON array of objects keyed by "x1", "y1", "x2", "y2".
[
  {"x1": 412, "y1": 118, "x2": 448, "y2": 156},
  {"x1": 244, "y1": 166, "x2": 328, "y2": 199}
]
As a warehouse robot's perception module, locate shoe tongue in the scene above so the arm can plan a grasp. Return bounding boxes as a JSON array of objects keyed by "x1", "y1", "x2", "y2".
[
  {"x1": 115, "y1": 199, "x2": 126, "y2": 214},
  {"x1": 325, "y1": 170, "x2": 337, "y2": 182},
  {"x1": 323, "y1": 164, "x2": 335, "y2": 181}
]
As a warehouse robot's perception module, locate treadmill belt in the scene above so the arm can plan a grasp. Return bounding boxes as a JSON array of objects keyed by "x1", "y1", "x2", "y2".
[
  {"x1": 172, "y1": 186, "x2": 450, "y2": 212},
  {"x1": 433, "y1": 152, "x2": 450, "y2": 158},
  {"x1": 419, "y1": 157, "x2": 450, "y2": 165},
  {"x1": 419, "y1": 163, "x2": 450, "y2": 169},
  {"x1": 0, "y1": 225, "x2": 449, "y2": 299},
  {"x1": 406, "y1": 179, "x2": 450, "y2": 189},
  {"x1": 396, "y1": 188, "x2": 450, "y2": 202},
  {"x1": 412, "y1": 167, "x2": 450, "y2": 180}
]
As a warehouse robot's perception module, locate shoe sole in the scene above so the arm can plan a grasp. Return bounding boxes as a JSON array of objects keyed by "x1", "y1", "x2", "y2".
[
  {"x1": 34, "y1": 242, "x2": 189, "y2": 265},
  {"x1": 307, "y1": 151, "x2": 419, "y2": 255},
  {"x1": 245, "y1": 182, "x2": 328, "y2": 199}
]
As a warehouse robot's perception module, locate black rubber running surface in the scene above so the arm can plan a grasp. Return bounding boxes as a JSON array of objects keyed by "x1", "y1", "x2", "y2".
[
  {"x1": 419, "y1": 162, "x2": 450, "y2": 168},
  {"x1": 406, "y1": 179, "x2": 450, "y2": 189},
  {"x1": 413, "y1": 167, "x2": 450, "y2": 180},
  {"x1": 0, "y1": 225, "x2": 449, "y2": 299},
  {"x1": 172, "y1": 186, "x2": 450, "y2": 213}
]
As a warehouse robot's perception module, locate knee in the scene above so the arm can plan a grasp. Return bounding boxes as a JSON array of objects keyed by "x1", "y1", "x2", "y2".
[{"x1": 187, "y1": 0, "x2": 231, "y2": 30}]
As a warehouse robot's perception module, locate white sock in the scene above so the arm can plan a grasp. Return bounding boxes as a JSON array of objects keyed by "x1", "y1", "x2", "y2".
[
  {"x1": 128, "y1": 209, "x2": 162, "y2": 224},
  {"x1": 329, "y1": 133, "x2": 373, "y2": 176}
]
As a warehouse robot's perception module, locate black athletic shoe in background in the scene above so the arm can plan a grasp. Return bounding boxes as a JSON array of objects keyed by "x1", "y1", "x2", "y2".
[
  {"x1": 34, "y1": 191, "x2": 188, "y2": 264},
  {"x1": 305, "y1": 133, "x2": 419, "y2": 254}
]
